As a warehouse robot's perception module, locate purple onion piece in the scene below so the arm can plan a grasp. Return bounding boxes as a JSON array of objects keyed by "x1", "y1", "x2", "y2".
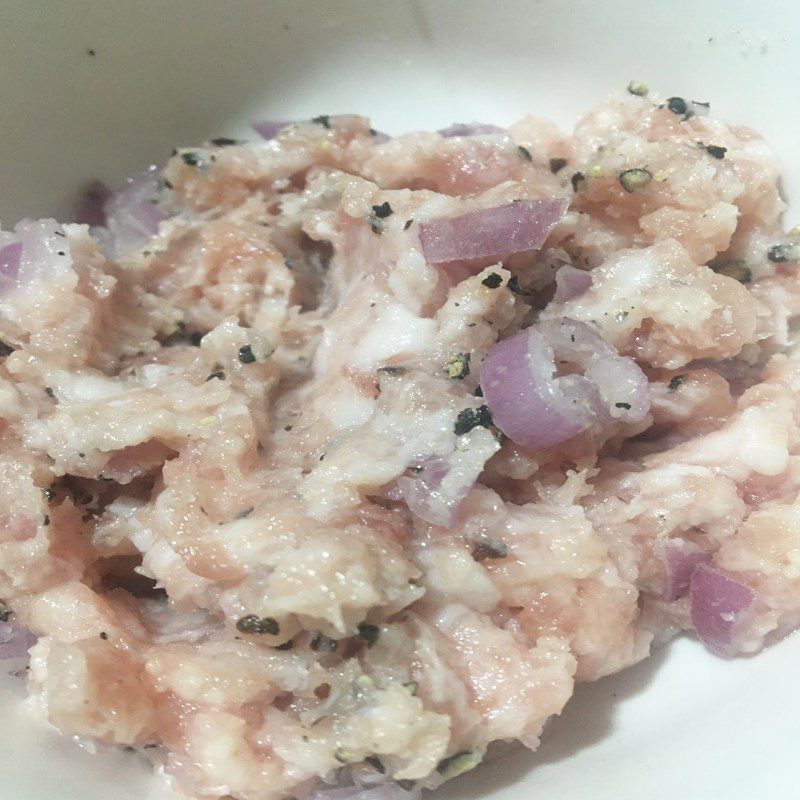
[
  {"x1": 397, "y1": 457, "x2": 453, "y2": 527},
  {"x1": 102, "y1": 165, "x2": 165, "y2": 258},
  {"x1": 690, "y1": 564, "x2": 755, "y2": 655},
  {"x1": 418, "y1": 199, "x2": 568, "y2": 264},
  {"x1": 0, "y1": 220, "x2": 72, "y2": 300},
  {"x1": 0, "y1": 619, "x2": 36, "y2": 663},
  {"x1": 73, "y1": 180, "x2": 112, "y2": 227},
  {"x1": 662, "y1": 539, "x2": 712, "y2": 601},
  {"x1": 480, "y1": 318, "x2": 650, "y2": 449},
  {"x1": 0, "y1": 241, "x2": 23, "y2": 283},
  {"x1": 552, "y1": 265, "x2": 592, "y2": 304},
  {"x1": 438, "y1": 123, "x2": 507, "y2": 138},
  {"x1": 397, "y1": 428, "x2": 499, "y2": 528},
  {"x1": 253, "y1": 119, "x2": 296, "y2": 139}
]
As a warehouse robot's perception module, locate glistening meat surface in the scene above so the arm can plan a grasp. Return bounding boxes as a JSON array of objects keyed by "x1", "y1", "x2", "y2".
[{"x1": 1, "y1": 88, "x2": 800, "y2": 800}]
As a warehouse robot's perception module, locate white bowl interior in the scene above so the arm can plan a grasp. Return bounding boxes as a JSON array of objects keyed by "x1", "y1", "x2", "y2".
[{"x1": 2, "y1": 1, "x2": 799, "y2": 798}]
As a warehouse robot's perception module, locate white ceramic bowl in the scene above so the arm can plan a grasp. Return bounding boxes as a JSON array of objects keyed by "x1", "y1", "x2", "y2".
[{"x1": 2, "y1": 2, "x2": 800, "y2": 798}]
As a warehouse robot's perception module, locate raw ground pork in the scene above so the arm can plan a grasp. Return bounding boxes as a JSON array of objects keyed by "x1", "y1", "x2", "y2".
[{"x1": 2, "y1": 89, "x2": 800, "y2": 799}]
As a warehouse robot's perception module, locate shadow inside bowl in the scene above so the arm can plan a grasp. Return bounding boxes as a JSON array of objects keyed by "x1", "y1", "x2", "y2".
[{"x1": 435, "y1": 643, "x2": 672, "y2": 799}]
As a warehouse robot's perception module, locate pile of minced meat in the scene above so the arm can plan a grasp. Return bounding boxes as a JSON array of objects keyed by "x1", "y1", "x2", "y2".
[{"x1": 1, "y1": 87, "x2": 800, "y2": 800}]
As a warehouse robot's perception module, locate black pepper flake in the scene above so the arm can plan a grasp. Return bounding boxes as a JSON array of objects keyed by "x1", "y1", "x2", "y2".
[
  {"x1": 444, "y1": 352, "x2": 471, "y2": 379},
  {"x1": 706, "y1": 144, "x2": 727, "y2": 159},
  {"x1": 768, "y1": 243, "x2": 800, "y2": 263},
  {"x1": 409, "y1": 465, "x2": 424, "y2": 473},
  {"x1": 454, "y1": 405, "x2": 493, "y2": 435},
  {"x1": 357, "y1": 622, "x2": 380, "y2": 646},
  {"x1": 0, "y1": 602, "x2": 10, "y2": 622},
  {"x1": 236, "y1": 615, "x2": 280, "y2": 635},
  {"x1": 312, "y1": 115, "x2": 331, "y2": 129},
  {"x1": 549, "y1": 157, "x2": 568, "y2": 173},
  {"x1": 275, "y1": 639, "x2": 294, "y2": 650},
  {"x1": 436, "y1": 751, "x2": 477, "y2": 778},
  {"x1": 618, "y1": 168, "x2": 652, "y2": 193},
  {"x1": 517, "y1": 145, "x2": 532, "y2": 161},
  {"x1": 163, "y1": 179, "x2": 173, "y2": 190},
  {"x1": 471, "y1": 540, "x2": 508, "y2": 561},
  {"x1": 310, "y1": 632, "x2": 338, "y2": 652},
  {"x1": 284, "y1": 425, "x2": 293, "y2": 432},
  {"x1": 365, "y1": 756, "x2": 386, "y2": 773},
  {"x1": 211, "y1": 137, "x2": 239, "y2": 147},
  {"x1": 0, "y1": 341, "x2": 16, "y2": 358},
  {"x1": 667, "y1": 374, "x2": 686, "y2": 392},
  {"x1": 571, "y1": 172, "x2": 585, "y2": 191},
  {"x1": 507, "y1": 275, "x2": 532, "y2": 295},
  {"x1": 481, "y1": 272, "x2": 503, "y2": 289},
  {"x1": 236, "y1": 506, "x2": 255, "y2": 520},
  {"x1": 238, "y1": 344, "x2": 256, "y2": 364},
  {"x1": 99, "y1": 631, "x2": 108, "y2": 640},
  {"x1": 205, "y1": 370, "x2": 225, "y2": 382},
  {"x1": 43, "y1": 515, "x2": 50, "y2": 526},
  {"x1": 403, "y1": 219, "x2": 413, "y2": 230},
  {"x1": 44, "y1": 387, "x2": 55, "y2": 398},
  {"x1": 180, "y1": 151, "x2": 200, "y2": 166},
  {"x1": 87, "y1": 48, "x2": 96, "y2": 56},
  {"x1": 78, "y1": 452, "x2": 86, "y2": 458},
  {"x1": 283, "y1": 255, "x2": 293, "y2": 270},
  {"x1": 57, "y1": 250, "x2": 66, "y2": 256},
  {"x1": 615, "y1": 401, "x2": 632, "y2": 410},
  {"x1": 372, "y1": 201, "x2": 393, "y2": 218},
  {"x1": 396, "y1": 781, "x2": 417, "y2": 792},
  {"x1": 666, "y1": 97, "x2": 688, "y2": 117}
]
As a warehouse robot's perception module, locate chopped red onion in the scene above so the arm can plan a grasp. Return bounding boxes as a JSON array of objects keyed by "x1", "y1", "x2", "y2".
[
  {"x1": 397, "y1": 457, "x2": 452, "y2": 527},
  {"x1": 73, "y1": 180, "x2": 112, "y2": 227},
  {"x1": 397, "y1": 428, "x2": 499, "y2": 528},
  {"x1": 662, "y1": 539, "x2": 712, "y2": 601},
  {"x1": 102, "y1": 166, "x2": 166, "y2": 258},
  {"x1": 0, "y1": 220, "x2": 73, "y2": 304},
  {"x1": 418, "y1": 199, "x2": 568, "y2": 264},
  {"x1": 552, "y1": 265, "x2": 592, "y2": 304},
  {"x1": 438, "y1": 123, "x2": 506, "y2": 138},
  {"x1": 0, "y1": 619, "x2": 36, "y2": 665},
  {"x1": 690, "y1": 564, "x2": 755, "y2": 655},
  {"x1": 0, "y1": 241, "x2": 22, "y2": 286},
  {"x1": 253, "y1": 120, "x2": 296, "y2": 139},
  {"x1": 480, "y1": 318, "x2": 650, "y2": 449}
]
